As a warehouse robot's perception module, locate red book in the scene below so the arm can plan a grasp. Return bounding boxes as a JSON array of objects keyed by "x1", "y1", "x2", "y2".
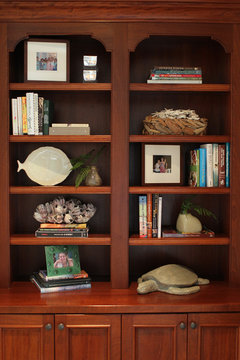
[{"x1": 147, "y1": 193, "x2": 152, "y2": 238}]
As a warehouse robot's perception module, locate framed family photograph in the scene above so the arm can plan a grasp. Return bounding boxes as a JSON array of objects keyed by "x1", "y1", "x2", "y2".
[
  {"x1": 142, "y1": 143, "x2": 182, "y2": 185},
  {"x1": 24, "y1": 39, "x2": 69, "y2": 82},
  {"x1": 45, "y1": 245, "x2": 80, "y2": 277}
]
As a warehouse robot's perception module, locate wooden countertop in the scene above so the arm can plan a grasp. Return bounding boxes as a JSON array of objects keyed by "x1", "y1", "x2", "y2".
[{"x1": 0, "y1": 281, "x2": 240, "y2": 314}]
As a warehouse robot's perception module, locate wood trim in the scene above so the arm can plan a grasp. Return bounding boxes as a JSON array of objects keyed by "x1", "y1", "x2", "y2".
[
  {"x1": 1, "y1": 3, "x2": 240, "y2": 24},
  {"x1": 10, "y1": 186, "x2": 111, "y2": 194},
  {"x1": 129, "y1": 235, "x2": 230, "y2": 246},
  {"x1": 130, "y1": 83, "x2": 231, "y2": 92},
  {"x1": 7, "y1": 23, "x2": 114, "y2": 52},
  {"x1": 110, "y1": 24, "x2": 129, "y2": 288},
  {"x1": 128, "y1": 23, "x2": 233, "y2": 53},
  {"x1": 129, "y1": 186, "x2": 230, "y2": 194},
  {"x1": 229, "y1": 24, "x2": 240, "y2": 284},
  {"x1": 9, "y1": 135, "x2": 111, "y2": 143},
  {"x1": 10, "y1": 234, "x2": 111, "y2": 245},
  {"x1": 0, "y1": 24, "x2": 10, "y2": 288}
]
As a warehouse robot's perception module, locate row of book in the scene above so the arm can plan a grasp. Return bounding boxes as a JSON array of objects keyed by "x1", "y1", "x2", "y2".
[
  {"x1": 189, "y1": 143, "x2": 230, "y2": 187},
  {"x1": 139, "y1": 194, "x2": 215, "y2": 239},
  {"x1": 11, "y1": 93, "x2": 53, "y2": 135},
  {"x1": 31, "y1": 269, "x2": 91, "y2": 293},
  {"x1": 147, "y1": 66, "x2": 202, "y2": 84},
  {"x1": 139, "y1": 194, "x2": 162, "y2": 238},
  {"x1": 35, "y1": 222, "x2": 89, "y2": 238}
]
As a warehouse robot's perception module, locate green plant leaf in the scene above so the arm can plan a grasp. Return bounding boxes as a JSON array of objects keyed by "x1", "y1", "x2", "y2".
[{"x1": 75, "y1": 166, "x2": 91, "y2": 187}]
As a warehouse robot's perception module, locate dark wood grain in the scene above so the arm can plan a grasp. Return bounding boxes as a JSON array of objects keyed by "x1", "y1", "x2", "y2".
[
  {"x1": 110, "y1": 24, "x2": 129, "y2": 288},
  {"x1": 0, "y1": 24, "x2": 11, "y2": 288},
  {"x1": 55, "y1": 314, "x2": 121, "y2": 360},
  {"x1": 1, "y1": 2, "x2": 240, "y2": 23},
  {"x1": 0, "y1": 314, "x2": 54, "y2": 360},
  {"x1": 10, "y1": 234, "x2": 111, "y2": 245},
  {"x1": 0, "y1": 282, "x2": 240, "y2": 314}
]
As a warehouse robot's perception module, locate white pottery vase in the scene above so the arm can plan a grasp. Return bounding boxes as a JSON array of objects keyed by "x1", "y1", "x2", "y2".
[{"x1": 176, "y1": 213, "x2": 202, "y2": 233}]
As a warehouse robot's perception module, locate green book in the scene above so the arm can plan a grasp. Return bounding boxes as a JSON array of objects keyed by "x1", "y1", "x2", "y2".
[{"x1": 43, "y1": 99, "x2": 54, "y2": 135}]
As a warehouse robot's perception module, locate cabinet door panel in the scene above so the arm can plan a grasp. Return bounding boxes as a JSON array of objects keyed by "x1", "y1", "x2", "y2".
[
  {"x1": 122, "y1": 314, "x2": 187, "y2": 360},
  {"x1": 0, "y1": 314, "x2": 54, "y2": 360},
  {"x1": 188, "y1": 313, "x2": 240, "y2": 360},
  {"x1": 55, "y1": 314, "x2": 121, "y2": 360}
]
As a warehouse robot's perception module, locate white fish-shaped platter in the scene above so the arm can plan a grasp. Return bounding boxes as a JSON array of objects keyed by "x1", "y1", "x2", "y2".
[{"x1": 17, "y1": 146, "x2": 72, "y2": 185}]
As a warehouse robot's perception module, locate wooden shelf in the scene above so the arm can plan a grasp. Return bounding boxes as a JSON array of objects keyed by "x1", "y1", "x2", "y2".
[
  {"x1": 10, "y1": 135, "x2": 111, "y2": 143},
  {"x1": 10, "y1": 234, "x2": 111, "y2": 245},
  {"x1": 10, "y1": 186, "x2": 111, "y2": 194},
  {"x1": 9, "y1": 83, "x2": 112, "y2": 91},
  {"x1": 129, "y1": 186, "x2": 230, "y2": 194},
  {"x1": 130, "y1": 83, "x2": 231, "y2": 92},
  {"x1": 1, "y1": 281, "x2": 240, "y2": 314},
  {"x1": 129, "y1": 234, "x2": 230, "y2": 246},
  {"x1": 129, "y1": 135, "x2": 231, "y2": 143}
]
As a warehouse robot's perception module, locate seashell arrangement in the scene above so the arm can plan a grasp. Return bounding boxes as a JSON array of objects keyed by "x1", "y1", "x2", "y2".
[
  {"x1": 143, "y1": 108, "x2": 208, "y2": 136},
  {"x1": 33, "y1": 196, "x2": 96, "y2": 224}
]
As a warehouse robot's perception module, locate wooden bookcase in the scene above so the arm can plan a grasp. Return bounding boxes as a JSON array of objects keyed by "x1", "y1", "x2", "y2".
[
  {"x1": 0, "y1": 2, "x2": 240, "y2": 292},
  {"x1": 1, "y1": 3, "x2": 240, "y2": 359}
]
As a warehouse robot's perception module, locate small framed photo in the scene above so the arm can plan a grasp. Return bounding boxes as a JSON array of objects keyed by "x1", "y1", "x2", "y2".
[
  {"x1": 142, "y1": 144, "x2": 182, "y2": 185},
  {"x1": 45, "y1": 245, "x2": 80, "y2": 277},
  {"x1": 25, "y1": 39, "x2": 69, "y2": 82}
]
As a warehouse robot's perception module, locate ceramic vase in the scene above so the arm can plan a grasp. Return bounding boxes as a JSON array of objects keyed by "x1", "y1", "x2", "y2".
[{"x1": 85, "y1": 166, "x2": 102, "y2": 186}]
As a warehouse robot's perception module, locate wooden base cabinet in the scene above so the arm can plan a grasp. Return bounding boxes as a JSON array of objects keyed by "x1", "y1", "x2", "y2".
[
  {"x1": 0, "y1": 314, "x2": 120, "y2": 360},
  {"x1": 0, "y1": 314, "x2": 54, "y2": 360},
  {"x1": 122, "y1": 313, "x2": 240, "y2": 360},
  {"x1": 55, "y1": 314, "x2": 121, "y2": 360}
]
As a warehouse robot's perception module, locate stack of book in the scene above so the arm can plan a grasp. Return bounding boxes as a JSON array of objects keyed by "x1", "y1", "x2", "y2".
[
  {"x1": 139, "y1": 194, "x2": 162, "y2": 238},
  {"x1": 35, "y1": 223, "x2": 89, "y2": 238},
  {"x1": 11, "y1": 93, "x2": 53, "y2": 135},
  {"x1": 162, "y1": 228, "x2": 215, "y2": 238},
  {"x1": 31, "y1": 269, "x2": 91, "y2": 293},
  {"x1": 147, "y1": 66, "x2": 202, "y2": 84},
  {"x1": 189, "y1": 143, "x2": 230, "y2": 188}
]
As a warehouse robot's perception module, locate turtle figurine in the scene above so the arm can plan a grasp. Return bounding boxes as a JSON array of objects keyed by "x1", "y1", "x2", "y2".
[{"x1": 137, "y1": 264, "x2": 209, "y2": 295}]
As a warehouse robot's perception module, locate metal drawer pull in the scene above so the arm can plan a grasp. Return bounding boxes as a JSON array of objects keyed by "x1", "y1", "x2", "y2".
[
  {"x1": 190, "y1": 322, "x2": 197, "y2": 329},
  {"x1": 179, "y1": 322, "x2": 186, "y2": 329},
  {"x1": 45, "y1": 323, "x2": 52, "y2": 331},
  {"x1": 58, "y1": 323, "x2": 65, "y2": 330}
]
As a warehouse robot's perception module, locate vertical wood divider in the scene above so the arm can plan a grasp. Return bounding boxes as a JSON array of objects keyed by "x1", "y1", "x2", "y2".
[
  {"x1": 0, "y1": 24, "x2": 10, "y2": 287},
  {"x1": 229, "y1": 24, "x2": 240, "y2": 284},
  {"x1": 111, "y1": 24, "x2": 129, "y2": 288}
]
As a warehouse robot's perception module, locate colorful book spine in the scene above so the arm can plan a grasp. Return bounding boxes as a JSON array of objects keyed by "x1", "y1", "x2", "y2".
[
  {"x1": 22, "y1": 96, "x2": 28, "y2": 134},
  {"x1": 139, "y1": 195, "x2": 147, "y2": 238},
  {"x1": 43, "y1": 99, "x2": 53, "y2": 135},
  {"x1": 212, "y1": 143, "x2": 219, "y2": 187},
  {"x1": 199, "y1": 147, "x2": 206, "y2": 187},
  {"x1": 157, "y1": 196, "x2": 162, "y2": 238},
  {"x1": 17, "y1": 96, "x2": 23, "y2": 135},
  {"x1": 189, "y1": 149, "x2": 199, "y2": 187},
  {"x1": 218, "y1": 144, "x2": 226, "y2": 187},
  {"x1": 225, "y1": 142, "x2": 230, "y2": 187},
  {"x1": 200, "y1": 144, "x2": 213, "y2": 187},
  {"x1": 33, "y1": 93, "x2": 39, "y2": 135},
  {"x1": 38, "y1": 97, "x2": 44, "y2": 135},
  {"x1": 26, "y1": 92, "x2": 35, "y2": 135},
  {"x1": 11, "y1": 98, "x2": 18, "y2": 135},
  {"x1": 147, "y1": 193, "x2": 152, "y2": 238},
  {"x1": 152, "y1": 194, "x2": 159, "y2": 238}
]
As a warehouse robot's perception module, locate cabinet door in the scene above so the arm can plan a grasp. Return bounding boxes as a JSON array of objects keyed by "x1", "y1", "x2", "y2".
[
  {"x1": 55, "y1": 314, "x2": 121, "y2": 360},
  {"x1": 122, "y1": 314, "x2": 187, "y2": 360},
  {"x1": 0, "y1": 314, "x2": 54, "y2": 360},
  {"x1": 188, "y1": 313, "x2": 240, "y2": 360}
]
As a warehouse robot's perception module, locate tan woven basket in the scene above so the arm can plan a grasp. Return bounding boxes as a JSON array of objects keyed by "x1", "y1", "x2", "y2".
[{"x1": 143, "y1": 115, "x2": 208, "y2": 136}]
